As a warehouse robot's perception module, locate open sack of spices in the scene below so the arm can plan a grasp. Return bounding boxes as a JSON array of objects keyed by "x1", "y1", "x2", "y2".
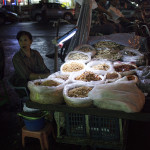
[
  {"x1": 28, "y1": 78, "x2": 66, "y2": 104},
  {"x1": 63, "y1": 83, "x2": 94, "y2": 107},
  {"x1": 113, "y1": 61, "x2": 137, "y2": 76},
  {"x1": 88, "y1": 82, "x2": 145, "y2": 113},
  {"x1": 70, "y1": 70, "x2": 105, "y2": 85}
]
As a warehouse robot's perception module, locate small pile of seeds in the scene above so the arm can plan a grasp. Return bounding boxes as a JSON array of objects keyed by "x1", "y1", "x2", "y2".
[
  {"x1": 67, "y1": 53, "x2": 89, "y2": 60},
  {"x1": 55, "y1": 75, "x2": 69, "y2": 81},
  {"x1": 68, "y1": 86, "x2": 93, "y2": 98},
  {"x1": 92, "y1": 63, "x2": 110, "y2": 71},
  {"x1": 35, "y1": 80, "x2": 60, "y2": 87},
  {"x1": 114, "y1": 64, "x2": 136, "y2": 72},
  {"x1": 106, "y1": 73, "x2": 119, "y2": 79},
  {"x1": 75, "y1": 71, "x2": 102, "y2": 82},
  {"x1": 62, "y1": 62, "x2": 84, "y2": 72}
]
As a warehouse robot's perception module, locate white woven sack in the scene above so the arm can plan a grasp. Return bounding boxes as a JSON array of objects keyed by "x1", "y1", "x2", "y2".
[
  {"x1": 86, "y1": 60, "x2": 114, "y2": 75},
  {"x1": 65, "y1": 51, "x2": 91, "y2": 63},
  {"x1": 60, "y1": 60, "x2": 86, "y2": 76},
  {"x1": 63, "y1": 82, "x2": 94, "y2": 107},
  {"x1": 74, "y1": 44, "x2": 96, "y2": 57},
  {"x1": 70, "y1": 70, "x2": 105, "y2": 85},
  {"x1": 113, "y1": 61, "x2": 137, "y2": 76},
  {"x1": 88, "y1": 82, "x2": 145, "y2": 113},
  {"x1": 28, "y1": 78, "x2": 66, "y2": 104}
]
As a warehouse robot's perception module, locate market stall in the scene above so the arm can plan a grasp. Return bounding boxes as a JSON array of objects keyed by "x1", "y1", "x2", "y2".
[{"x1": 25, "y1": 0, "x2": 150, "y2": 149}]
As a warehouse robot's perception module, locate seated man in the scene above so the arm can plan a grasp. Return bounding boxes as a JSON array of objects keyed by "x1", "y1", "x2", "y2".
[{"x1": 10, "y1": 31, "x2": 50, "y2": 90}]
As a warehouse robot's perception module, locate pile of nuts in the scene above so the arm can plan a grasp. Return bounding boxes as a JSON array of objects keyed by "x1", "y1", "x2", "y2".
[
  {"x1": 55, "y1": 75, "x2": 69, "y2": 81},
  {"x1": 114, "y1": 64, "x2": 136, "y2": 72},
  {"x1": 67, "y1": 53, "x2": 89, "y2": 60},
  {"x1": 126, "y1": 75, "x2": 136, "y2": 81},
  {"x1": 94, "y1": 41, "x2": 124, "y2": 50},
  {"x1": 68, "y1": 86, "x2": 93, "y2": 98},
  {"x1": 75, "y1": 71, "x2": 102, "y2": 82},
  {"x1": 106, "y1": 72, "x2": 119, "y2": 79},
  {"x1": 35, "y1": 80, "x2": 60, "y2": 87},
  {"x1": 78, "y1": 47, "x2": 93, "y2": 52},
  {"x1": 62, "y1": 62, "x2": 84, "y2": 72},
  {"x1": 94, "y1": 49, "x2": 122, "y2": 61},
  {"x1": 92, "y1": 63, "x2": 110, "y2": 71}
]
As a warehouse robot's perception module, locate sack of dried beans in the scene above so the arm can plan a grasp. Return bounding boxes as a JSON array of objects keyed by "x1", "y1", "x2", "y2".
[
  {"x1": 63, "y1": 83, "x2": 94, "y2": 107},
  {"x1": 28, "y1": 78, "x2": 66, "y2": 104}
]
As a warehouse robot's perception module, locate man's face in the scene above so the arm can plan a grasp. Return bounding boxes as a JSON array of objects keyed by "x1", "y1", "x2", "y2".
[{"x1": 18, "y1": 35, "x2": 32, "y2": 51}]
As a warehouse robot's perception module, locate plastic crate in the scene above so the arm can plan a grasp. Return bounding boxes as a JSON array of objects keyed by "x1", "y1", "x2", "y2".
[
  {"x1": 55, "y1": 112, "x2": 127, "y2": 149},
  {"x1": 65, "y1": 113, "x2": 86, "y2": 137},
  {"x1": 89, "y1": 116, "x2": 120, "y2": 141},
  {"x1": 64, "y1": 113, "x2": 122, "y2": 141}
]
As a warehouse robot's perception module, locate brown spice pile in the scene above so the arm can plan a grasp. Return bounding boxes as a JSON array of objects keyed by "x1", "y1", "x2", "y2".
[
  {"x1": 75, "y1": 71, "x2": 102, "y2": 82},
  {"x1": 68, "y1": 86, "x2": 93, "y2": 98}
]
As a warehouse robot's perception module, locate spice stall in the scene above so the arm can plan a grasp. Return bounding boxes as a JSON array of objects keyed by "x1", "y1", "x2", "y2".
[{"x1": 26, "y1": 0, "x2": 150, "y2": 149}]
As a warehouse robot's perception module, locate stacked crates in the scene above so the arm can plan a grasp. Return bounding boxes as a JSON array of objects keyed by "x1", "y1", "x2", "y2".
[{"x1": 55, "y1": 112, "x2": 128, "y2": 150}]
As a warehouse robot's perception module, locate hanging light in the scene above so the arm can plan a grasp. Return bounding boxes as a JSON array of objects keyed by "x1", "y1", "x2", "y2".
[{"x1": 53, "y1": 26, "x2": 78, "y2": 45}]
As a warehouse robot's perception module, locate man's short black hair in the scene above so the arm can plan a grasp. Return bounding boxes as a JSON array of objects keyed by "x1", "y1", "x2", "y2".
[{"x1": 16, "y1": 31, "x2": 32, "y2": 41}]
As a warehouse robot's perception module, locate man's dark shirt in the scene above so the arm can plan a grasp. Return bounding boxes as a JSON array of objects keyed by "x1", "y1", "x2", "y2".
[{"x1": 11, "y1": 49, "x2": 50, "y2": 87}]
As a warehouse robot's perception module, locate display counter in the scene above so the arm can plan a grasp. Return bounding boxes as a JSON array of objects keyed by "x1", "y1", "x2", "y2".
[{"x1": 26, "y1": 96, "x2": 150, "y2": 122}]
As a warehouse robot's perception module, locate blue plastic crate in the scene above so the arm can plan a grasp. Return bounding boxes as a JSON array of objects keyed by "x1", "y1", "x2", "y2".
[
  {"x1": 89, "y1": 116, "x2": 120, "y2": 141},
  {"x1": 65, "y1": 113, "x2": 86, "y2": 137}
]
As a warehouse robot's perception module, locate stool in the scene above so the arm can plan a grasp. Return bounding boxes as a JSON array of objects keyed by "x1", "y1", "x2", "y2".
[{"x1": 22, "y1": 123, "x2": 55, "y2": 150}]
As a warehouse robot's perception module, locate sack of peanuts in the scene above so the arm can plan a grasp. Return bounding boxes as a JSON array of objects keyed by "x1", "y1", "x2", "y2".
[
  {"x1": 63, "y1": 83, "x2": 94, "y2": 107},
  {"x1": 65, "y1": 51, "x2": 91, "y2": 63},
  {"x1": 74, "y1": 44, "x2": 96, "y2": 57},
  {"x1": 28, "y1": 78, "x2": 66, "y2": 104}
]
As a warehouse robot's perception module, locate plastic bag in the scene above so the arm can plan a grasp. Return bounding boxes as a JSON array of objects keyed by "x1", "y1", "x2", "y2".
[
  {"x1": 63, "y1": 82, "x2": 94, "y2": 107},
  {"x1": 65, "y1": 51, "x2": 91, "y2": 63},
  {"x1": 88, "y1": 82, "x2": 145, "y2": 113},
  {"x1": 120, "y1": 48, "x2": 145, "y2": 66},
  {"x1": 28, "y1": 78, "x2": 66, "y2": 104}
]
